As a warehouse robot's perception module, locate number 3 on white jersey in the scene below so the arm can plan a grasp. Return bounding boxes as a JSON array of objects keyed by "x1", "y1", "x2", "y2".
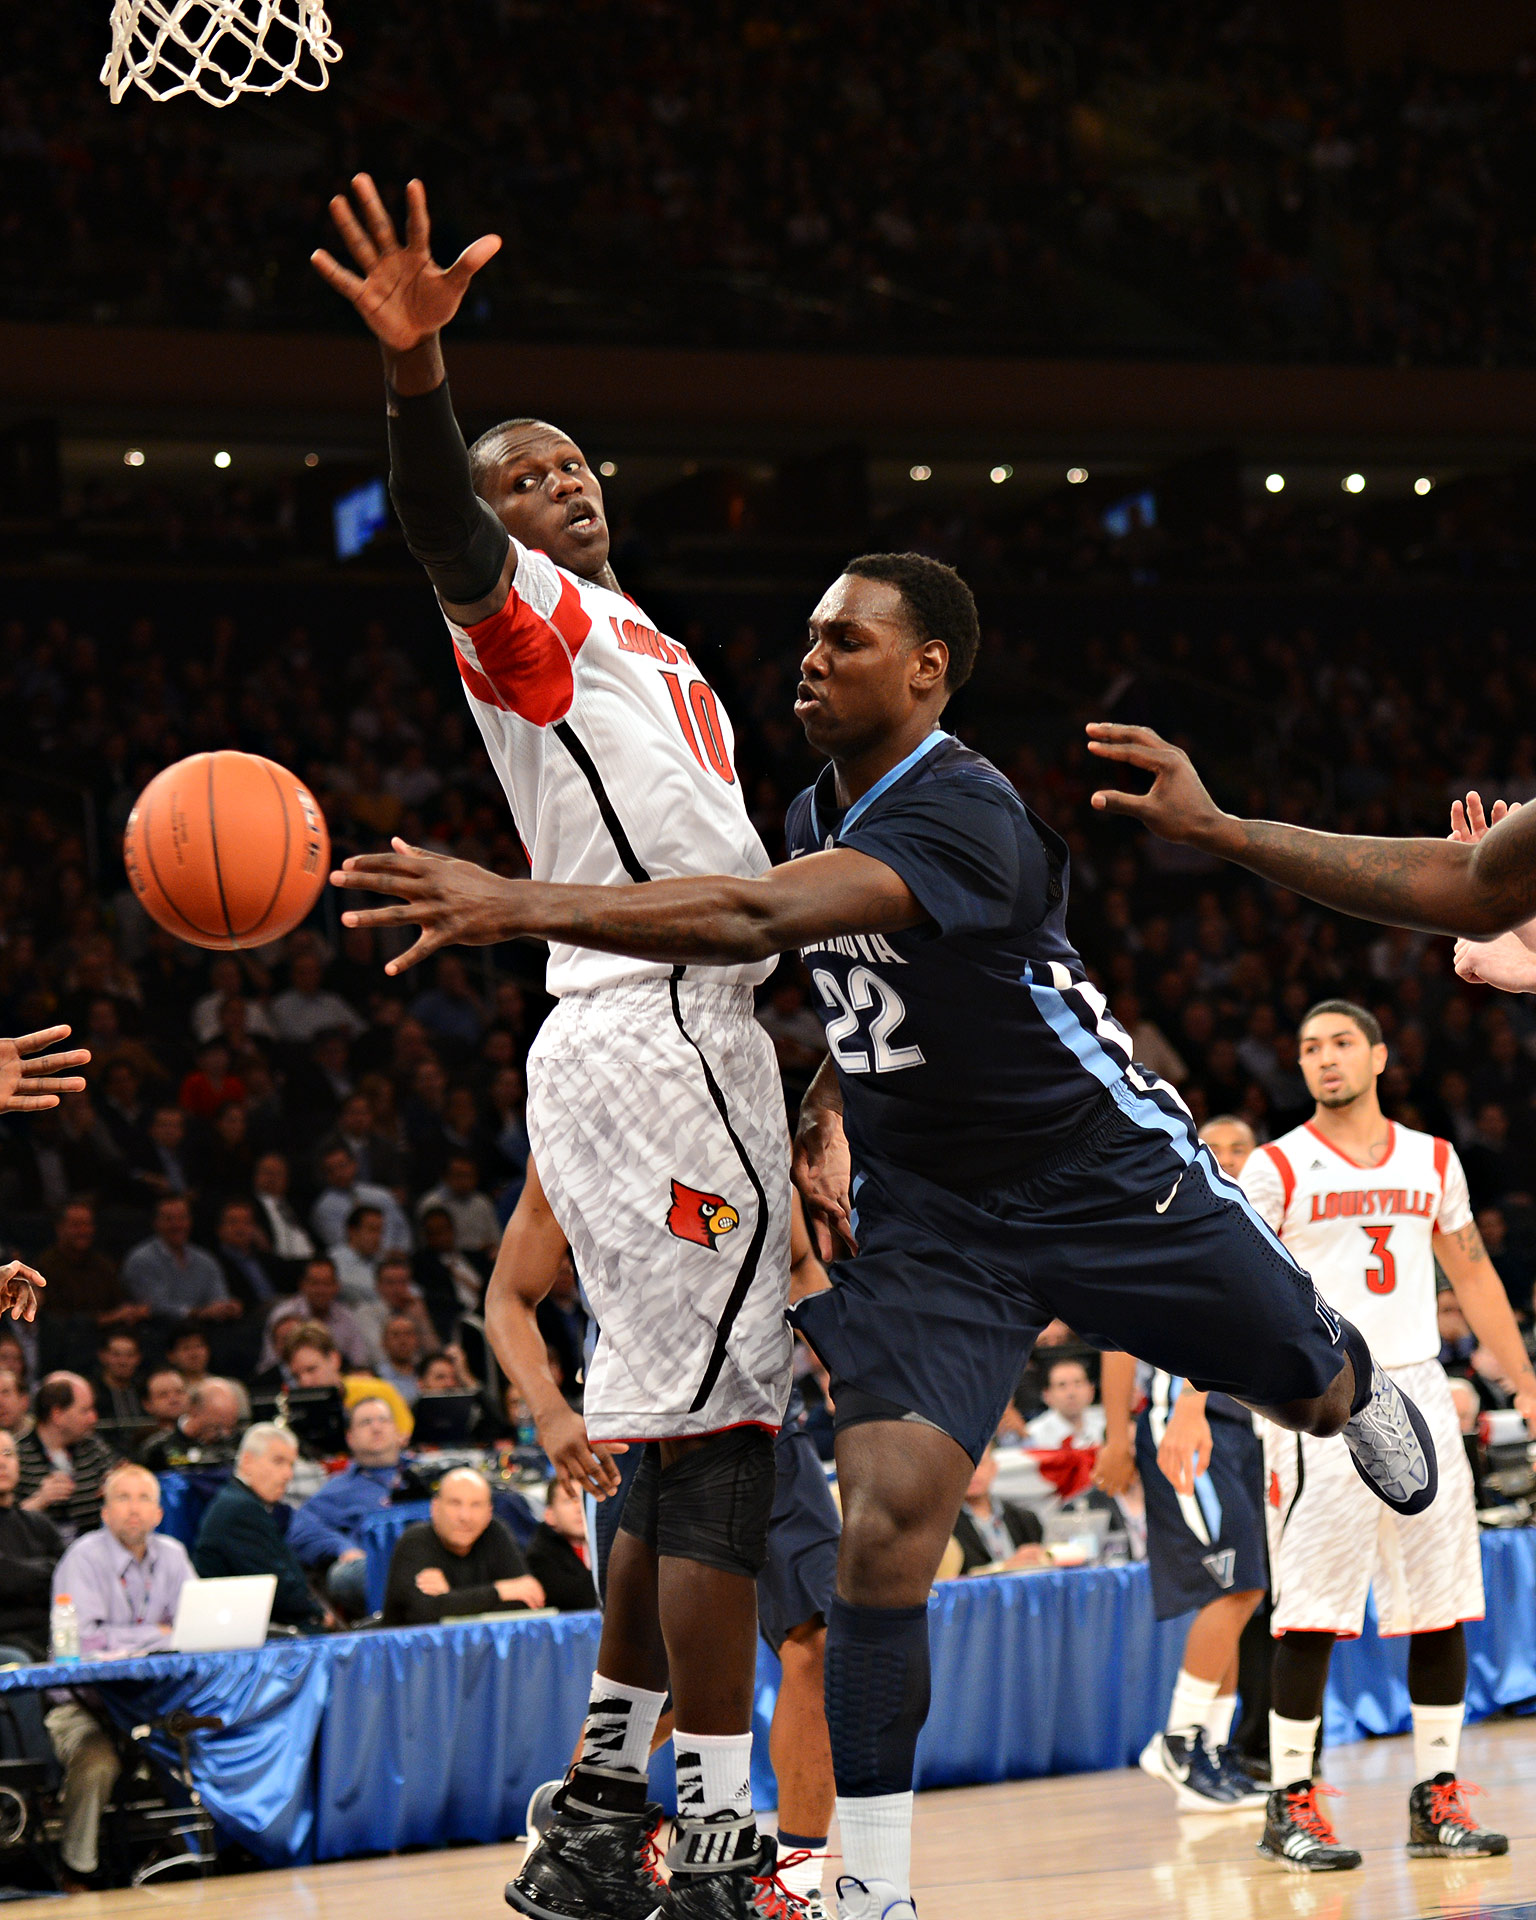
[{"x1": 812, "y1": 966, "x2": 925, "y2": 1074}]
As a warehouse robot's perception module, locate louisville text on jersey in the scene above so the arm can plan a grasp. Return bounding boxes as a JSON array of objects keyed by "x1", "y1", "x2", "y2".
[{"x1": 1307, "y1": 1187, "x2": 1438, "y2": 1222}]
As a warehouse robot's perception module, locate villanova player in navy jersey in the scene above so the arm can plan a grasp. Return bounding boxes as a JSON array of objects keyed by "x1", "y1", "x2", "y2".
[{"x1": 334, "y1": 554, "x2": 1438, "y2": 1920}]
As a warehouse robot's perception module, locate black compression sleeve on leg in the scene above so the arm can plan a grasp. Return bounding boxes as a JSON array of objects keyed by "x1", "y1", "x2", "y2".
[
  {"x1": 1407, "y1": 1624, "x2": 1467, "y2": 1707},
  {"x1": 386, "y1": 379, "x2": 510, "y2": 605},
  {"x1": 1271, "y1": 1630, "x2": 1337, "y2": 1722}
]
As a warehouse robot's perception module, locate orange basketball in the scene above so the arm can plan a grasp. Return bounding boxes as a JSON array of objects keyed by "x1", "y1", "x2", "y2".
[{"x1": 124, "y1": 751, "x2": 330, "y2": 951}]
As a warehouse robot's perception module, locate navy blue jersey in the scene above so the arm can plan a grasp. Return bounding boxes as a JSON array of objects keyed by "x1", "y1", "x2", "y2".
[{"x1": 785, "y1": 730, "x2": 1133, "y2": 1189}]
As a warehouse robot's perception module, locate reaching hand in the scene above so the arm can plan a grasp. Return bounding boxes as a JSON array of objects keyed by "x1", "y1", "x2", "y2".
[
  {"x1": 332, "y1": 838, "x2": 519, "y2": 974},
  {"x1": 311, "y1": 175, "x2": 501, "y2": 354},
  {"x1": 0, "y1": 1261, "x2": 43, "y2": 1323},
  {"x1": 1453, "y1": 931, "x2": 1536, "y2": 994},
  {"x1": 1450, "y1": 793, "x2": 1536, "y2": 960},
  {"x1": 792, "y1": 1107, "x2": 857, "y2": 1260},
  {"x1": 1449, "y1": 791, "x2": 1521, "y2": 845},
  {"x1": 0, "y1": 1028, "x2": 89, "y2": 1113},
  {"x1": 1084, "y1": 724, "x2": 1228, "y2": 846}
]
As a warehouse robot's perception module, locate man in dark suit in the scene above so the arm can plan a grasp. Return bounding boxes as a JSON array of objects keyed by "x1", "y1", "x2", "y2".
[
  {"x1": 524, "y1": 1477, "x2": 598, "y2": 1612},
  {"x1": 192, "y1": 1422, "x2": 326, "y2": 1627},
  {"x1": 950, "y1": 1443, "x2": 1045, "y2": 1575},
  {"x1": 212, "y1": 1199, "x2": 285, "y2": 1313}
]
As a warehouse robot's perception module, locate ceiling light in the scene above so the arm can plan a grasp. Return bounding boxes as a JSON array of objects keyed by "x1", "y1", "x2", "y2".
[
  {"x1": 304, "y1": 452, "x2": 319, "y2": 469},
  {"x1": 599, "y1": 461, "x2": 617, "y2": 477},
  {"x1": 989, "y1": 465, "x2": 1013, "y2": 485},
  {"x1": 1342, "y1": 472, "x2": 1365, "y2": 494},
  {"x1": 909, "y1": 464, "x2": 932, "y2": 482},
  {"x1": 123, "y1": 449, "x2": 145, "y2": 468},
  {"x1": 1067, "y1": 467, "x2": 1088, "y2": 485},
  {"x1": 1414, "y1": 476, "x2": 1433, "y2": 496},
  {"x1": 1265, "y1": 472, "x2": 1284, "y2": 493},
  {"x1": 214, "y1": 450, "x2": 232, "y2": 469}
]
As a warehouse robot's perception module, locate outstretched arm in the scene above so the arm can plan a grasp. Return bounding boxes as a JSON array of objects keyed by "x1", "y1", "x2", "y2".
[
  {"x1": 0, "y1": 1028, "x2": 88, "y2": 1113},
  {"x1": 332, "y1": 838, "x2": 925, "y2": 975},
  {"x1": 313, "y1": 175, "x2": 514, "y2": 619},
  {"x1": 1085, "y1": 724, "x2": 1536, "y2": 937}
]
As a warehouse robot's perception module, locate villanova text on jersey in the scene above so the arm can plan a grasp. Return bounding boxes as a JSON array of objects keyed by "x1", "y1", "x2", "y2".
[{"x1": 786, "y1": 730, "x2": 1138, "y2": 1188}]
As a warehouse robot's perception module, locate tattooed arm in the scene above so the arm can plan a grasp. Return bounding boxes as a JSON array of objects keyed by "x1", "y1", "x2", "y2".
[
  {"x1": 331, "y1": 836, "x2": 925, "y2": 974},
  {"x1": 1084, "y1": 724, "x2": 1536, "y2": 937},
  {"x1": 1434, "y1": 1217, "x2": 1536, "y2": 1435}
]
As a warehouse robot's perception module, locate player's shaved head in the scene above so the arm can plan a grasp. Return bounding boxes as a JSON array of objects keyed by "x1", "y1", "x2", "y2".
[{"x1": 467, "y1": 418, "x2": 612, "y2": 581}]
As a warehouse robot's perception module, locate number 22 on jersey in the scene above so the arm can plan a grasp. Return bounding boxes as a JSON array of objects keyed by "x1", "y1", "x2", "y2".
[{"x1": 812, "y1": 965, "x2": 925, "y2": 1074}]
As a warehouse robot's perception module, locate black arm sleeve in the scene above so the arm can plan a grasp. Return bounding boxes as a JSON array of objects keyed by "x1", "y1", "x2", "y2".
[{"x1": 386, "y1": 379, "x2": 510, "y2": 606}]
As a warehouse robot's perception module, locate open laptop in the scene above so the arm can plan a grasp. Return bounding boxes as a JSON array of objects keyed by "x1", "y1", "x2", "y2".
[{"x1": 169, "y1": 1575, "x2": 277, "y2": 1653}]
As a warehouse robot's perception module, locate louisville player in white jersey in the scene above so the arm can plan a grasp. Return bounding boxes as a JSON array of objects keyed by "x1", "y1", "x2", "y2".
[
  {"x1": 1237, "y1": 998, "x2": 1536, "y2": 1872},
  {"x1": 315, "y1": 178, "x2": 798, "y2": 1920}
]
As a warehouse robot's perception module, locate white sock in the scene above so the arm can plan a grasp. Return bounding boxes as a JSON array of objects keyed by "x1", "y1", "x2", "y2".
[
  {"x1": 1204, "y1": 1693, "x2": 1238, "y2": 1750},
  {"x1": 579, "y1": 1673, "x2": 667, "y2": 1777},
  {"x1": 836, "y1": 1791, "x2": 914, "y2": 1897},
  {"x1": 774, "y1": 1838, "x2": 827, "y2": 1900},
  {"x1": 1166, "y1": 1669, "x2": 1221, "y2": 1741},
  {"x1": 1411, "y1": 1700, "x2": 1463, "y2": 1783},
  {"x1": 674, "y1": 1730, "x2": 753, "y2": 1822},
  {"x1": 1270, "y1": 1711, "x2": 1320, "y2": 1789}
]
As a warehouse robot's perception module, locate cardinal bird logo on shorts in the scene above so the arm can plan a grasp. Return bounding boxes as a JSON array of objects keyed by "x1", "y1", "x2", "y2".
[{"x1": 667, "y1": 1180, "x2": 741, "y2": 1250}]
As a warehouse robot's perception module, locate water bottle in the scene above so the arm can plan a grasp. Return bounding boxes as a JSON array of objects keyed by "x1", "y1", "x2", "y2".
[{"x1": 49, "y1": 1595, "x2": 80, "y2": 1664}]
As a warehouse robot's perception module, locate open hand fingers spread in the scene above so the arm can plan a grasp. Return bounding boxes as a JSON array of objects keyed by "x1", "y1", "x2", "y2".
[
  {"x1": 404, "y1": 177, "x2": 431, "y2": 252},
  {"x1": 326, "y1": 194, "x2": 379, "y2": 271},
  {"x1": 350, "y1": 172, "x2": 401, "y2": 254},
  {"x1": 310, "y1": 248, "x2": 368, "y2": 302},
  {"x1": 383, "y1": 932, "x2": 443, "y2": 977},
  {"x1": 13, "y1": 1026, "x2": 73, "y2": 1056}
]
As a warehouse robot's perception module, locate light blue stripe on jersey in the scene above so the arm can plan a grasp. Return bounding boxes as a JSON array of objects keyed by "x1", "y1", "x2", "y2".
[
  {"x1": 811, "y1": 727, "x2": 950, "y2": 844},
  {"x1": 1193, "y1": 1470, "x2": 1224, "y2": 1540}
]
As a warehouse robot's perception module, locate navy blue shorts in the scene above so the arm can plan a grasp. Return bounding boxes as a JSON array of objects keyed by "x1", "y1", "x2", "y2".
[
  {"x1": 590, "y1": 1423, "x2": 839, "y2": 1646},
  {"x1": 790, "y1": 1080, "x2": 1346, "y2": 1466},
  {"x1": 756, "y1": 1427, "x2": 841, "y2": 1651},
  {"x1": 1137, "y1": 1409, "x2": 1268, "y2": 1622}
]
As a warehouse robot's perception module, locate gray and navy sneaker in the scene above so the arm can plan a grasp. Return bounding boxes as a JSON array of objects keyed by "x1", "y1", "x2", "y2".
[
  {"x1": 1214, "y1": 1748, "x2": 1271, "y2": 1811},
  {"x1": 1257, "y1": 1783, "x2": 1362, "y2": 1872},
  {"x1": 524, "y1": 1778, "x2": 563, "y2": 1850},
  {"x1": 1407, "y1": 1774, "x2": 1509, "y2": 1857},
  {"x1": 1341, "y1": 1364, "x2": 1438, "y2": 1515},
  {"x1": 1139, "y1": 1729, "x2": 1252, "y2": 1813}
]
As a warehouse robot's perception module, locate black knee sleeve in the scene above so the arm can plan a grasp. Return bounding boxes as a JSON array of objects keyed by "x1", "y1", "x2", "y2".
[
  {"x1": 1271, "y1": 1630, "x2": 1336, "y2": 1722},
  {"x1": 1408, "y1": 1624, "x2": 1467, "y2": 1707},
  {"x1": 824, "y1": 1597, "x2": 931, "y2": 1798},
  {"x1": 617, "y1": 1427, "x2": 774, "y2": 1579}
]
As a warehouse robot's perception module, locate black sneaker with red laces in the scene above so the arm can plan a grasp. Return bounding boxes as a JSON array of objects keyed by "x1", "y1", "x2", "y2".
[
  {"x1": 662, "y1": 1823, "x2": 811, "y2": 1919},
  {"x1": 505, "y1": 1775, "x2": 668, "y2": 1920},
  {"x1": 1256, "y1": 1783, "x2": 1363, "y2": 1872},
  {"x1": 1407, "y1": 1774, "x2": 1510, "y2": 1857}
]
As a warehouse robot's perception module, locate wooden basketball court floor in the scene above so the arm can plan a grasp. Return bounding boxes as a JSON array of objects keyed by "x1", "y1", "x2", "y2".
[{"x1": 19, "y1": 1720, "x2": 1536, "y2": 1920}]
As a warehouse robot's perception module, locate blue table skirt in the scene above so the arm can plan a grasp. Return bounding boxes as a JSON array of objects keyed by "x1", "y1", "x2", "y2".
[{"x1": 4, "y1": 1532, "x2": 1529, "y2": 1868}]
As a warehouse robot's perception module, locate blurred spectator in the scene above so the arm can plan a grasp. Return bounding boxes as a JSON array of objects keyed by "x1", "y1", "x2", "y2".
[
  {"x1": 284, "y1": 1324, "x2": 413, "y2": 1437},
  {"x1": 193, "y1": 1423, "x2": 326, "y2": 1628},
  {"x1": 331, "y1": 1204, "x2": 385, "y2": 1305},
  {"x1": 250, "y1": 1152, "x2": 317, "y2": 1270},
  {"x1": 47, "y1": 1464, "x2": 194, "y2": 1884},
  {"x1": 127, "y1": 1105, "x2": 195, "y2": 1202},
  {"x1": 382, "y1": 1468, "x2": 543, "y2": 1626},
  {"x1": 92, "y1": 1331, "x2": 143, "y2": 1425},
  {"x1": 321, "y1": 1090, "x2": 407, "y2": 1191},
  {"x1": 356, "y1": 1254, "x2": 439, "y2": 1364},
  {"x1": 268, "y1": 953, "x2": 364, "y2": 1047},
  {"x1": 523, "y1": 1478, "x2": 599, "y2": 1612},
  {"x1": 376, "y1": 1315, "x2": 426, "y2": 1406},
  {"x1": 0, "y1": 1369, "x2": 31, "y2": 1440},
  {"x1": 1026, "y1": 1356, "x2": 1106, "y2": 1450},
  {"x1": 0, "y1": 1431, "x2": 64, "y2": 1661},
  {"x1": 36, "y1": 1202, "x2": 145, "y2": 1327},
  {"x1": 413, "y1": 1205, "x2": 486, "y2": 1337},
  {"x1": 177, "y1": 1040, "x2": 247, "y2": 1120},
  {"x1": 950, "y1": 1444, "x2": 1046, "y2": 1574},
  {"x1": 138, "y1": 1377, "x2": 246, "y2": 1473},
  {"x1": 262, "y1": 1257, "x2": 379, "y2": 1375},
  {"x1": 121, "y1": 1197, "x2": 241, "y2": 1324},
  {"x1": 16, "y1": 1374, "x2": 115, "y2": 1543},
  {"x1": 410, "y1": 956, "x2": 486, "y2": 1055},
  {"x1": 288, "y1": 1396, "x2": 409, "y2": 1617},
  {"x1": 311, "y1": 1146, "x2": 411, "y2": 1256},
  {"x1": 140, "y1": 1366, "x2": 188, "y2": 1441},
  {"x1": 414, "y1": 1154, "x2": 500, "y2": 1256},
  {"x1": 418, "y1": 1352, "x2": 468, "y2": 1396},
  {"x1": 213, "y1": 1198, "x2": 285, "y2": 1312},
  {"x1": 166, "y1": 1326, "x2": 212, "y2": 1390}
]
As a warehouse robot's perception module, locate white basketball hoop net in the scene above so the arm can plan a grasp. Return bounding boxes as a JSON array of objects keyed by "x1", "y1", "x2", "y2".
[{"x1": 101, "y1": 0, "x2": 342, "y2": 107}]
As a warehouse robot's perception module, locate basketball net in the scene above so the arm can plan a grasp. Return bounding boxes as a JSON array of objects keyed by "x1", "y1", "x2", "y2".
[{"x1": 101, "y1": 0, "x2": 342, "y2": 106}]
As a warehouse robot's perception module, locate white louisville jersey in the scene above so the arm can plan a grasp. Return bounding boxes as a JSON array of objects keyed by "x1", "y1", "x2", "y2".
[
  {"x1": 446, "y1": 539, "x2": 774, "y2": 997},
  {"x1": 1238, "y1": 1119, "x2": 1472, "y2": 1370}
]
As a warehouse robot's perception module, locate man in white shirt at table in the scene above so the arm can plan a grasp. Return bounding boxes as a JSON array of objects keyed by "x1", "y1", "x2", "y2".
[{"x1": 46, "y1": 1463, "x2": 195, "y2": 1886}]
